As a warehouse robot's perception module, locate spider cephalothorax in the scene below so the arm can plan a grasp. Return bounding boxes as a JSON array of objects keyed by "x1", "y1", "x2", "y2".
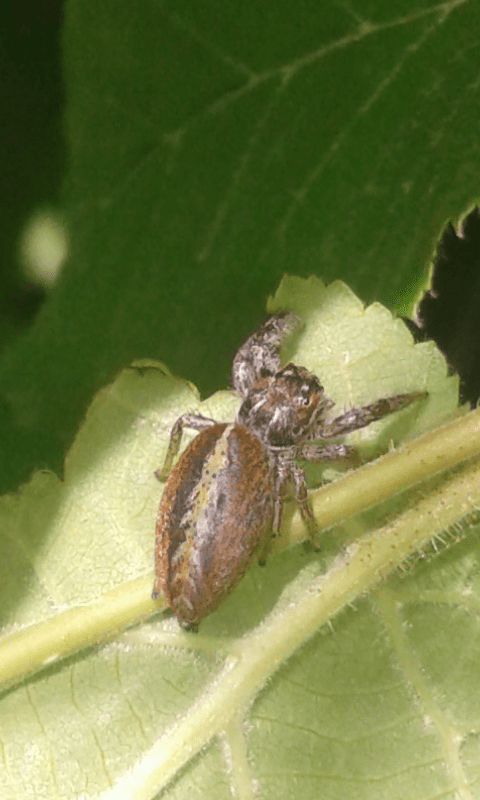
[{"x1": 236, "y1": 362, "x2": 332, "y2": 448}]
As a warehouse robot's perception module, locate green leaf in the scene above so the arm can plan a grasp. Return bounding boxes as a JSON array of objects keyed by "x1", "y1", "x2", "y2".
[
  {"x1": 1, "y1": 0, "x2": 479, "y2": 491},
  {"x1": 3, "y1": 276, "x2": 479, "y2": 800}
]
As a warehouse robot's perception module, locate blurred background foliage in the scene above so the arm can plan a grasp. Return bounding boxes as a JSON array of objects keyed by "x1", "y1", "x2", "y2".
[
  {"x1": 0, "y1": 0, "x2": 479, "y2": 494},
  {"x1": 0, "y1": 1, "x2": 65, "y2": 349}
]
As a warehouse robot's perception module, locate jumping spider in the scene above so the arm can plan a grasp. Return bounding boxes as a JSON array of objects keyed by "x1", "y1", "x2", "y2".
[{"x1": 153, "y1": 312, "x2": 426, "y2": 629}]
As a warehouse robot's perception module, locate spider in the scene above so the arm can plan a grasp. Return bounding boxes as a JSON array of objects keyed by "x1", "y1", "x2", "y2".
[{"x1": 153, "y1": 312, "x2": 425, "y2": 630}]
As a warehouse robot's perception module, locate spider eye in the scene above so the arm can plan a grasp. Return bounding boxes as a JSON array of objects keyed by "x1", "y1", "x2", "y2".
[
  {"x1": 295, "y1": 389, "x2": 311, "y2": 406},
  {"x1": 296, "y1": 383, "x2": 313, "y2": 405}
]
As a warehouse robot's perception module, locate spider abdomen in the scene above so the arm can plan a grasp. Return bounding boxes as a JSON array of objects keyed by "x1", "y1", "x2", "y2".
[{"x1": 153, "y1": 423, "x2": 274, "y2": 630}]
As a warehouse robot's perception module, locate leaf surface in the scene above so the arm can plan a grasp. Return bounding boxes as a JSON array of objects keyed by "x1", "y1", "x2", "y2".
[{"x1": 2, "y1": 277, "x2": 477, "y2": 800}]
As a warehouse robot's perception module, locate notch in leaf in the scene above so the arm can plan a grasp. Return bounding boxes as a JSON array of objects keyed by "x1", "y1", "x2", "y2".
[{"x1": 405, "y1": 206, "x2": 480, "y2": 407}]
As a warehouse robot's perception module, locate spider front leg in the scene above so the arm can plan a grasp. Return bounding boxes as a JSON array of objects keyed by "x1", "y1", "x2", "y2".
[
  {"x1": 232, "y1": 311, "x2": 299, "y2": 397},
  {"x1": 155, "y1": 412, "x2": 217, "y2": 481},
  {"x1": 320, "y1": 391, "x2": 428, "y2": 438}
]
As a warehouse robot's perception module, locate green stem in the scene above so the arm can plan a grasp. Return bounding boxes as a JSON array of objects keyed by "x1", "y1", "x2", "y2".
[
  {"x1": 284, "y1": 405, "x2": 479, "y2": 546},
  {"x1": 0, "y1": 407, "x2": 479, "y2": 689},
  {"x1": 100, "y1": 450, "x2": 480, "y2": 799}
]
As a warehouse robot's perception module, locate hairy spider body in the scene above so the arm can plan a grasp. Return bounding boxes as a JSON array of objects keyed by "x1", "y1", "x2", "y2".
[
  {"x1": 153, "y1": 312, "x2": 426, "y2": 630},
  {"x1": 154, "y1": 422, "x2": 274, "y2": 629}
]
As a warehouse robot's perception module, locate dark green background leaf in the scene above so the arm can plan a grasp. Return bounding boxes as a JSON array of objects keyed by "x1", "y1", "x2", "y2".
[{"x1": 0, "y1": 0, "x2": 478, "y2": 491}]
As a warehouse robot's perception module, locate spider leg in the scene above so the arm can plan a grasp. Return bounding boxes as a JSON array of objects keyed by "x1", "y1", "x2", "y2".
[
  {"x1": 296, "y1": 443, "x2": 356, "y2": 461},
  {"x1": 271, "y1": 452, "x2": 320, "y2": 549},
  {"x1": 256, "y1": 450, "x2": 302, "y2": 565},
  {"x1": 290, "y1": 459, "x2": 319, "y2": 545},
  {"x1": 320, "y1": 391, "x2": 427, "y2": 438},
  {"x1": 259, "y1": 440, "x2": 358, "y2": 563},
  {"x1": 155, "y1": 412, "x2": 217, "y2": 481},
  {"x1": 232, "y1": 311, "x2": 299, "y2": 397}
]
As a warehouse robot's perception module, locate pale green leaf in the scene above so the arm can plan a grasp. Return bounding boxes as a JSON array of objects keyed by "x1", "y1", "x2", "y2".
[{"x1": 1, "y1": 277, "x2": 478, "y2": 800}]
